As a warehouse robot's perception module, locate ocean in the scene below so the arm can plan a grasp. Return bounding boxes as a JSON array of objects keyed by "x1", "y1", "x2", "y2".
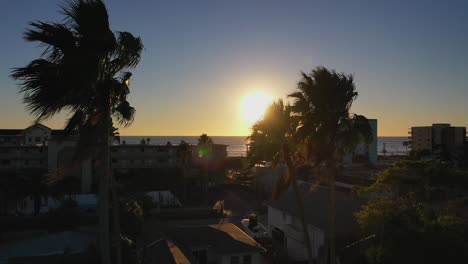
[{"x1": 121, "y1": 136, "x2": 409, "y2": 157}]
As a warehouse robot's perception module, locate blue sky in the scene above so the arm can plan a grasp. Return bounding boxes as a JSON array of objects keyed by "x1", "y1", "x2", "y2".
[{"x1": 1, "y1": 0, "x2": 467, "y2": 135}]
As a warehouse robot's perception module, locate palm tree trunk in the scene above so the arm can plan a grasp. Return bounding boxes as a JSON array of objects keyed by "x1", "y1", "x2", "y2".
[
  {"x1": 110, "y1": 174, "x2": 122, "y2": 264},
  {"x1": 284, "y1": 145, "x2": 314, "y2": 264},
  {"x1": 99, "y1": 103, "x2": 117, "y2": 264},
  {"x1": 99, "y1": 137, "x2": 111, "y2": 264},
  {"x1": 327, "y1": 161, "x2": 337, "y2": 264}
]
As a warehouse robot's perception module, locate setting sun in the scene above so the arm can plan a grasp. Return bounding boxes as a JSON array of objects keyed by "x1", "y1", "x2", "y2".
[{"x1": 241, "y1": 91, "x2": 272, "y2": 125}]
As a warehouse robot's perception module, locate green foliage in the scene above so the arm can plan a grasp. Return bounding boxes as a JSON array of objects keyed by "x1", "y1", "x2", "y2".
[
  {"x1": 355, "y1": 160, "x2": 468, "y2": 263},
  {"x1": 177, "y1": 140, "x2": 192, "y2": 164},
  {"x1": 11, "y1": 0, "x2": 143, "y2": 159},
  {"x1": 197, "y1": 134, "x2": 214, "y2": 159},
  {"x1": 289, "y1": 67, "x2": 372, "y2": 162},
  {"x1": 120, "y1": 200, "x2": 144, "y2": 240},
  {"x1": 198, "y1": 134, "x2": 213, "y2": 145},
  {"x1": 247, "y1": 99, "x2": 295, "y2": 166}
]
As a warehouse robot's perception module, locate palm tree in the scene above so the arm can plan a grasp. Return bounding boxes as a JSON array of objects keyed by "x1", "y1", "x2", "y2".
[
  {"x1": 288, "y1": 67, "x2": 372, "y2": 264},
  {"x1": 11, "y1": 1, "x2": 143, "y2": 264},
  {"x1": 403, "y1": 141, "x2": 409, "y2": 155},
  {"x1": 111, "y1": 122, "x2": 121, "y2": 144},
  {"x1": 177, "y1": 141, "x2": 192, "y2": 202},
  {"x1": 197, "y1": 134, "x2": 214, "y2": 202},
  {"x1": 198, "y1": 133, "x2": 214, "y2": 145},
  {"x1": 248, "y1": 99, "x2": 315, "y2": 263}
]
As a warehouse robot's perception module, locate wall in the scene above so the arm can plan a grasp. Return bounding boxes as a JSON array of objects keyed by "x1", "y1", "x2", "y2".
[
  {"x1": 220, "y1": 253, "x2": 260, "y2": 264},
  {"x1": 256, "y1": 165, "x2": 285, "y2": 195},
  {"x1": 411, "y1": 127, "x2": 432, "y2": 152},
  {"x1": 48, "y1": 138, "x2": 92, "y2": 193},
  {"x1": 24, "y1": 125, "x2": 51, "y2": 146},
  {"x1": 268, "y1": 206, "x2": 324, "y2": 262}
]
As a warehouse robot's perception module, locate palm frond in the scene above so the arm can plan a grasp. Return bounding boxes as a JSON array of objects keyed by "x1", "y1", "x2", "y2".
[{"x1": 113, "y1": 100, "x2": 135, "y2": 126}]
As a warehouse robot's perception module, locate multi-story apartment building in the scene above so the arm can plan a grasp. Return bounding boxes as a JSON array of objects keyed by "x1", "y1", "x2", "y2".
[
  {"x1": 410, "y1": 123, "x2": 466, "y2": 155},
  {"x1": 0, "y1": 124, "x2": 227, "y2": 196}
]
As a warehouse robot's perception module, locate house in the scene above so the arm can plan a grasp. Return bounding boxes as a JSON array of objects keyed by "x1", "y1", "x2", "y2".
[
  {"x1": 171, "y1": 223, "x2": 266, "y2": 264},
  {"x1": 267, "y1": 182, "x2": 366, "y2": 263},
  {"x1": 143, "y1": 238, "x2": 193, "y2": 264}
]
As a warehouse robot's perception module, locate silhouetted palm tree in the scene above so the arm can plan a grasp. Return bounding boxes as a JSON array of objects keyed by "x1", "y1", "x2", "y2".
[
  {"x1": 403, "y1": 141, "x2": 409, "y2": 154},
  {"x1": 111, "y1": 122, "x2": 121, "y2": 144},
  {"x1": 11, "y1": 1, "x2": 143, "y2": 263},
  {"x1": 288, "y1": 67, "x2": 372, "y2": 264},
  {"x1": 248, "y1": 99, "x2": 315, "y2": 263},
  {"x1": 177, "y1": 141, "x2": 192, "y2": 202},
  {"x1": 197, "y1": 134, "x2": 214, "y2": 202},
  {"x1": 198, "y1": 133, "x2": 214, "y2": 145}
]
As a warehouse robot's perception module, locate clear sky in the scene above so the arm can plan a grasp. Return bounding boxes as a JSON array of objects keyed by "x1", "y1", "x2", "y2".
[{"x1": 1, "y1": 0, "x2": 467, "y2": 136}]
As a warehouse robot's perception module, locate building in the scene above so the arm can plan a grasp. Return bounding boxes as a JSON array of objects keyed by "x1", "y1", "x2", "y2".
[
  {"x1": 170, "y1": 223, "x2": 266, "y2": 264},
  {"x1": 268, "y1": 182, "x2": 366, "y2": 263},
  {"x1": 410, "y1": 123, "x2": 466, "y2": 155},
  {"x1": 0, "y1": 124, "x2": 228, "y2": 215}
]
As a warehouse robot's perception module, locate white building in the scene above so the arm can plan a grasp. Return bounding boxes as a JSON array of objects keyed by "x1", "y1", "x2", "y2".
[
  {"x1": 410, "y1": 123, "x2": 466, "y2": 155},
  {"x1": 267, "y1": 182, "x2": 366, "y2": 263}
]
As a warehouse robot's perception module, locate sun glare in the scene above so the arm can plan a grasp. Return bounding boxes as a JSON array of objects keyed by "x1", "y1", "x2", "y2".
[{"x1": 242, "y1": 91, "x2": 272, "y2": 125}]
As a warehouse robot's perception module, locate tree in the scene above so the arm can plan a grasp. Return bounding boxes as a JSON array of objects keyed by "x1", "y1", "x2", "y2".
[
  {"x1": 177, "y1": 140, "x2": 192, "y2": 202},
  {"x1": 197, "y1": 134, "x2": 214, "y2": 202},
  {"x1": 382, "y1": 143, "x2": 387, "y2": 157},
  {"x1": 248, "y1": 99, "x2": 316, "y2": 263},
  {"x1": 111, "y1": 122, "x2": 121, "y2": 144},
  {"x1": 11, "y1": 1, "x2": 143, "y2": 263},
  {"x1": 354, "y1": 160, "x2": 468, "y2": 263},
  {"x1": 288, "y1": 67, "x2": 372, "y2": 263},
  {"x1": 198, "y1": 133, "x2": 213, "y2": 145},
  {"x1": 402, "y1": 141, "x2": 409, "y2": 155}
]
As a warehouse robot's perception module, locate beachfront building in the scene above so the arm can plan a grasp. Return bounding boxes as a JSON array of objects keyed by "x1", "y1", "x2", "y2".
[
  {"x1": 410, "y1": 123, "x2": 466, "y2": 155},
  {"x1": 0, "y1": 124, "x2": 228, "y2": 215}
]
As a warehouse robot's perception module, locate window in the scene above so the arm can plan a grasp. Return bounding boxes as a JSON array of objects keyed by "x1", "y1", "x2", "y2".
[
  {"x1": 192, "y1": 250, "x2": 207, "y2": 264},
  {"x1": 230, "y1": 256, "x2": 239, "y2": 264},
  {"x1": 35, "y1": 137, "x2": 41, "y2": 143},
  {"x1": 28, "y1": 137, "x2": 32, "y2": 143},
  {"x1": 243, "y1": 255, "x2": 252, "y2": 264}
]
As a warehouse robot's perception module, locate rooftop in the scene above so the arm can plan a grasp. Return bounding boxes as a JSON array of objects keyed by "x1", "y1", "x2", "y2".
[
  {"x1": 171, "y1": 223, "x2": 265, "y2": 255},
  {"x1": 269, "y1": 182, "x2": 367, "y2": 236}
]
